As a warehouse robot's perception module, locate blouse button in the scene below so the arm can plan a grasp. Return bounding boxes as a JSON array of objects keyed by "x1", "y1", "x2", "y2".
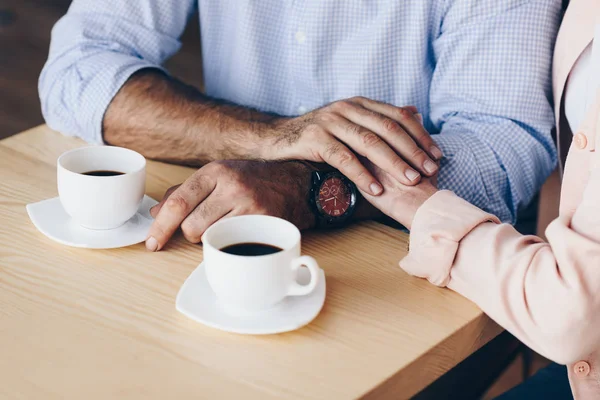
[
  {"x1": 574, "y1": 132, "x2": 588, "y2": 149},
  {"x1": 574, "y1": 361, "x2": 591, "y2": 377}
]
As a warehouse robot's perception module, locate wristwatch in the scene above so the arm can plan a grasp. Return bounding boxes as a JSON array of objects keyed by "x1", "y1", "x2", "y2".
[{"x1": 308, "y1": 171, "x2": 358, "y2": 228}]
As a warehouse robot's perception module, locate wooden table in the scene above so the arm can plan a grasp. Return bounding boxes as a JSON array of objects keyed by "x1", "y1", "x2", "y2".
[{"x1": 0, "y1": 125, "x2": 502, "y2": 399}]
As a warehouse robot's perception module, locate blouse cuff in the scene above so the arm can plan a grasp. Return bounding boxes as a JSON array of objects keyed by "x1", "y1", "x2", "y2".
[{"x1": 400, "y1": 190, "x2": 501, "y2": 286}]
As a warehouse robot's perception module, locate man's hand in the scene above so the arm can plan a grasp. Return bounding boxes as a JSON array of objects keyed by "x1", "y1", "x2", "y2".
[
  {"x1": 358, "y1": 160, "x2": 438, "y2": 230},
  {"x1": 145, "y1": 161, "x2": 316, "y2": 251},
  {"x1": 105, "y1": 72, "x2": 441, "y2": 198},
  {"x1": 271, "y1": 97, "x2": 442, "y2": 196}
]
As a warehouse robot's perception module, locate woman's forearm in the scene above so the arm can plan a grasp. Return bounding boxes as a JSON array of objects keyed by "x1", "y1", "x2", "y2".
[{"x1": 402, "y1": 189, "x2": 600, "y2": 365}]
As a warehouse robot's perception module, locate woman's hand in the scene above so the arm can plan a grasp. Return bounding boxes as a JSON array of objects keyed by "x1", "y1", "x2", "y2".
[{"x1": 358, "y1": 159, "x2": 438, "y2": 230}]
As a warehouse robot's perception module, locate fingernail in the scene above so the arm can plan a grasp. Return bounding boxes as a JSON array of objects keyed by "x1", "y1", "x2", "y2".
[
  {"x1": 424, "y1": 159, "x2": 438, "y2": 174},
  {"x1": 415, "y1": 113, "x2": 423, "y2": 124},
  {"x1": 430, "y1": 145, "x2": 443, "y2": 160},
  {"x1": 370, "y1": 182, "x2": 383, "y2": 195},
  {"x1": 149, "y1": 205, "x2": 157, "y2": 216},
  {"x1": 145, "y1": 236, "x2": 159, "y2": 252},
  {"x1": 405, "y1": 169, "x2": 420, "y2": 182}
]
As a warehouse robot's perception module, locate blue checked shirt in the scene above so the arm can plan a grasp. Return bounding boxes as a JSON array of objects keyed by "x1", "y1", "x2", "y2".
[{"x1": 39, "y1": 0, "x2": 563, "y2": 223}]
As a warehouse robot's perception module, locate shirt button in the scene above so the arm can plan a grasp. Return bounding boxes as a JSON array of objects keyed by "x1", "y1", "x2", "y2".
[
  {"x1": 574, "y1": 132, "x2": 588, "y2": 149},
  {"x1": 297, "y1": 105, "x2": 308, "y2": 114},
  {"x1": 295, "y1": 31, "x2": 306, "y2": 44},
  {"x1": 574, "y1": 361, "x2": 591, "y2": 377}
]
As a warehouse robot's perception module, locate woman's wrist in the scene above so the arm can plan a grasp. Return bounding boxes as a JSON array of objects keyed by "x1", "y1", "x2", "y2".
[{"x1": 393, "y1": 185, "x2": 438, "y2": 230}]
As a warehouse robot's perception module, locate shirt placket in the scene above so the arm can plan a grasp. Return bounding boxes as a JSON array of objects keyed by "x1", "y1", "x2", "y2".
[{"x1": 289, "y1": 1, "x2": 312, "y2": 116}]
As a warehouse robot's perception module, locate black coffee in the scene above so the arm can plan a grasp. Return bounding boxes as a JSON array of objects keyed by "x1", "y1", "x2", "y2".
[
  {"x1": 220, "y1": 242, "x2": 283, "y2": 256},
  {"x1": 82, "y1": 170, "x2": 124, "y2": 177}
]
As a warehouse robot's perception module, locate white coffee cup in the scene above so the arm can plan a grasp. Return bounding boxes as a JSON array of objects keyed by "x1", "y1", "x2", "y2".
[
  {"x1": 202, "y1": 215, "x2": 320, "y2": 312},
  {"x1": 57, "y1": 146, "x2": 146, "y2": 230}
]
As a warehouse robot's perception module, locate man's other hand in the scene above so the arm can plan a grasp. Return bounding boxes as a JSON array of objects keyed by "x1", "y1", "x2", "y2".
[{"x1": 144, "y1": 161, "x2": 315, "y2": 251}]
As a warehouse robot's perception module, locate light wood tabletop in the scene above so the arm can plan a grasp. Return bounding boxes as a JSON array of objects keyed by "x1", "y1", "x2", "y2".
[{"x1": 0, "y1": 125, "x2": 502, "y2": 400}]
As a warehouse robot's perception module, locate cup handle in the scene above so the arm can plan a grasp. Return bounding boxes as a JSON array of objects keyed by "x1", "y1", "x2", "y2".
[{"x1": 287, "y1": 256, "x2": 320, "y2": 296}]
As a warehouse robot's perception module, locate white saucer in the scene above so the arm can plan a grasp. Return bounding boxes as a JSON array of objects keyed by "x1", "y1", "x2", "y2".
[
  {"x1": 176, "y1": 262, "x2": 326, "y2": 335},
  {"x1": 26, "y1": 195, "x2": 158, "y2": 249}
]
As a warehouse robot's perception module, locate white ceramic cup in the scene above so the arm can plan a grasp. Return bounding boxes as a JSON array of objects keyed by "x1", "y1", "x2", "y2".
[
  {"x1": 202, "y1": 215, "x2": 320, "y2": 312},
  {"x1": 57, "y1": 146, "x2": 146, "y2": 230}
]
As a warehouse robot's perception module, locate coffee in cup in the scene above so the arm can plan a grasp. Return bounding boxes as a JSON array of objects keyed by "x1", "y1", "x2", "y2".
[
  {"x1": 220, "y1": 242, "x2": 283, "y2": 256},
  {"x1": 82, "y1": 170, "x2": 125, "y2": 177}
]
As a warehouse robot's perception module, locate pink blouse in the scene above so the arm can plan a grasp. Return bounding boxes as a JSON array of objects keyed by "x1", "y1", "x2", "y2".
[{"x1": 400, "y1": 4, "x2": 600, "y2": 395}]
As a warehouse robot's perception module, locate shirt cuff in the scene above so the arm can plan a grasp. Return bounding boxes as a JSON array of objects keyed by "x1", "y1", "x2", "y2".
[
  {"x1": 45, "y1": 52, "x2": 168, "y2": 145},
  {"x1": 432, "y1": 132, "x2": 515, "y2": 224},
  {"x1": 91, "y1": 56, "x2": 168, "y2": 145},
  {"x1": 400, "y1": 190, "x2": 501, "y2": 287}
]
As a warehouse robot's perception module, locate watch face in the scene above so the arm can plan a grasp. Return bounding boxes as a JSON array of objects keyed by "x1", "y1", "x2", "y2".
[{"x1": 318, "y1": 176, "x2": 353, "y2": 217}]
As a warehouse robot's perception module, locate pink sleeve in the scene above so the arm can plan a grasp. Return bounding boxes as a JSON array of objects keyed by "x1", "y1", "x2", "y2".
[{"x1": 401, "y1": 176, "x2": 600, "y2": 364}]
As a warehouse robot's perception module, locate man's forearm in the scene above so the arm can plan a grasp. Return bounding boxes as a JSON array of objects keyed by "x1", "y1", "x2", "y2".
[{"x1": 103, "y1": 69, "x2": 281, "y2": 166}]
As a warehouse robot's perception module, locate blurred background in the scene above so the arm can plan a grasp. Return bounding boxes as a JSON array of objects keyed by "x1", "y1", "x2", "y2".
[{"x1": 0, "y1": 0, "x2": 203, "y2": 140}]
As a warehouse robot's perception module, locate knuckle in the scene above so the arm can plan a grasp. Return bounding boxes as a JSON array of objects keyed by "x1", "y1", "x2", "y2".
[
  {"x1": 418, "y1": 133, "x2": 434, "y2": 146},
  {"x1": 323, "y1": 143, "x2": 356, "y2": 168},
  {"x1": 180, "y1": 217, "x2": 194, "y2": 233},
  {"x1": 316, "y1": 111, "x2": 337, "y2": 125},
  {"x1": 410, "y1": 146, "x2": 427, "y2": 160},
  {"x1": 188, "y1": 174, "x2": 212, "y2": 193},
  {"x1": 361, "y1": 131, "x2": 382, "y2": 148},
  {"x1": 411, "y1": 130, "x2": 428, "y2": 142},
  {"x1": 336, "y1": 150, "x2": 356, "y2": 167},
  {"x1": 394, "y1": 107, "x2": 410, "y2": 121},
  {"x1": 165, "y1": 195, "x2": 189, "y2": 215},
  {"x1": 354, "y1": 168, "x2": 370, "y2": 182},
  {"x1": 183, "y1": 232, "x2": 202, "y2": 244},
  {"x1": 206, "y1": 160, "x2": 227, "y2": 173},
  {"x1": 345, "y1": 122, "x2": 362, "y2": 138},
  {"x1": 305, "y1": 124, "x2": 327, "y2": 140},
  {"x1": 391, "y1": 157, "x2": 408, "y2": 171},
  {"x1": 323, "y1": 142, "x2": 342, "y2": 161},
  {"x1": 382, "y1": 118, "x2": 400, "y2": 134},
  {"x1": 331, "y1": 100, "x2": 352, "y2": 114},
  {"x1": 181, "y1": 219, "x2": 202, "y2": 243}
]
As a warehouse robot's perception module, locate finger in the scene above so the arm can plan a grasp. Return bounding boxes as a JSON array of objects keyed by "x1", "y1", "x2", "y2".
[
  {"x1": 150, "y1": 184, "x2": 181, "y2": 218},
  {"x1": 318, "y1": 138, "x2": 383, "y2": 195},
  {"x1": 145, "y1": 174, "x2": 215, "y2": 251},
  {"x1": 355, "y1": 98, "x2": 443, "y2": 161},
  {"x1": 405, "y1": 105, "x2": 418, "y2": 114},
  {"x1": 338, "y1": 100, "x2": 439, "y2": 177},
  {"x1": 180, "y1": 193, "x2": 233, "y2": 243},
  {"x1": 325, "y1": 116, "x2": 422, "y2": 186}
]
